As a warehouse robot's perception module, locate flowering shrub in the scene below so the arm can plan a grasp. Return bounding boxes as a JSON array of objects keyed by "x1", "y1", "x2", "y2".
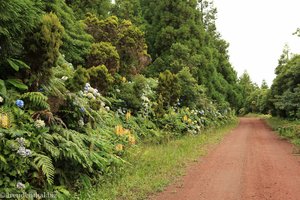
[
  {"x1": 0, "y1": 55, "x2": 236, "y2": 198},
  {"x1": 157, "y1": 106, "x2": 235, "y2": 138}
]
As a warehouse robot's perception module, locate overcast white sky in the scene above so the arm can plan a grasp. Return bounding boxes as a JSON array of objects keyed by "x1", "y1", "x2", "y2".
[{"x1": 214, "y1": 0, "x2": 300, "y2": 86}]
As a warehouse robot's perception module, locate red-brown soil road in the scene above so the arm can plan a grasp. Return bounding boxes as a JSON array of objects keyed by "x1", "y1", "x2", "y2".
[{"x1": 153, "y1": 118, "x2": 300, "y2": 200}]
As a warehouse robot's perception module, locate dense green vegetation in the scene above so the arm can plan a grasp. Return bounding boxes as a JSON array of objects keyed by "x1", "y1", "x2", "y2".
[
  {"x1": 3, "y1": 0, "x2": 299, "y2": 199},
  {"x1": 75, "y1": 120, "x2": 238, "y2": 200},
  {"x1": 266, "y1": 117, "x2": 300, "y2": 147},
  {"x1": 0, "y1": 0, "x2": 240, "y2": 197}
]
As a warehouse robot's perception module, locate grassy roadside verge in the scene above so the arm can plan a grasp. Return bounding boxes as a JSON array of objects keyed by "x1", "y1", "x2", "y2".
[
  {"x1": 265, "y1": 117, "x2": 300, "y2": 146},
  {"x1": 74, "y1": 119, "x2": 239, "y2": 200},
  {"x1": 244, "y1": 113, "x2": 272, "y2": 118}
]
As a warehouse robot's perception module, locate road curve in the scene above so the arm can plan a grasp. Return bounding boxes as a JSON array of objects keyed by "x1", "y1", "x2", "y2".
[{"x1": 152, "y1": 118, "x2": 300, "y2": 200}]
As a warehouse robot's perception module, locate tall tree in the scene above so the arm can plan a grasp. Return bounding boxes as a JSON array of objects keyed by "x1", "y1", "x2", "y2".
[
  {"x1": 0, "y1": 0, "x2": 41, "y2": 66},
  {"x1": 261, "y1": 80, "x2": 269, "y2": 89},
  {"x1": 66, "y1": 0, "x2": 111, "y2": 19},
  {"x1": 140, "y1": 0, "x2": 204, "y2": 59},
  {"x1": 275, "y1": 44, "x2": 290, "y2": 75},
  {"x1": 84, "y1": 14, "x2": 150, "y2": 76},
  {"x1": 141, "y1": 0, "x2": 240, "y2": 109},
  {"x1": 45, "y1": 0, "x2": 93, "y2": 65},
  {"x1": 270, "y1": 54, "x2": 300, "y2": 118},
  {"x1": 24, "y1": 13, "x2": 64, "y2": 88},
  {"x1": 111, "y1": 0, "x2": 144, "y2": 27},
  {"x1": 237, "y1": 71, "x2": 257, "y2": 110}
]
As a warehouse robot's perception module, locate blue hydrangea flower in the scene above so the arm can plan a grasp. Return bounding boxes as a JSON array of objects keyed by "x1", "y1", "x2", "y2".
[
  {"x1": 79, "y1": 107, "x2": 85, "y2": 113},
  {"x1": 16, "y1": 100, "x2": 24, "y2": 108}
]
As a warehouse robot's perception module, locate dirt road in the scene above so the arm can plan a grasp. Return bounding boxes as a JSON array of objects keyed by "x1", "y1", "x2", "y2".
[{"x1": 153, "y1": 118, "x2": 300, "y2": 200}]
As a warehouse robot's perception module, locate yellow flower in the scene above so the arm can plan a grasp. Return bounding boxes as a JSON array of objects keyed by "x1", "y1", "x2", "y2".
[
  {"x1": 115, "y1": 144, "x2": 123, "y2": 151},
  {"x1": 128, "y1": 135, "x2": 136, "y2": 145},
  {"x1": 183, "y1": 115, "x2": 188, "y2": 121},
  {"x1": 0, "y1": 113, "x2": 10, "y2": 129},
  {"x1": 125, "y1": 111, "x2": 131, "y2": 121},
  {"x1": 188, "y1": 119, "x2": 192, "y2": 124},
  {"x1": 124, "y1": 129, "x2": 131, "y2": 135},
  {"x1": 115, "y1": 125, "x2": 131, "y2": 136},
  {"x1": 115, "y1": 125, "x2": 125, "y2": 136},
  {"x1": 121, "y1": 77, "x2": 127, "y2": 82}
]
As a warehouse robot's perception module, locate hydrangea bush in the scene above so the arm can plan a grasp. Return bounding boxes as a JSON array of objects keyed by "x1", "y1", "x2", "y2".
[{"x1": 0, "y1": 56, "x2": 235, "y2": 198}]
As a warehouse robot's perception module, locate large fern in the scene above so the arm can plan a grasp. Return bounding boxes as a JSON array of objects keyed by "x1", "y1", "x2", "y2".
[
  {"x1": 32, "y1": 153, "x2": 55, "y2": 185},
  {"x1": 21, "y1": 92, "x2": 50, "y2": 110},
  {"x1": 51, "y1": 132, "x2": 91, "y2": 170},
  {"x1": 38, "y1": 133, "x2": 61, "y2": 158},
  {"x1": 42, "y1": 77, "x2": 67, "y2": 100}
]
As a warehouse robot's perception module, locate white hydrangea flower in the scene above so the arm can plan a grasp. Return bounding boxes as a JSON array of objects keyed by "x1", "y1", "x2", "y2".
[
  {"x1": 25, "y1": 149, "x2": 32, "y2": 157},
  {"x1": 34, "y1": 119, "x2": 45, "y2": 128},
  {"x1": 87, "y1": 93, "x2": 95, "y2": 99},
  {"x1": 16, "y1": 182, "x2": 25, "y2": 190},
  {"x1": 88, "y1": 87, "x2": 95, "y2": 93},
  {"x1": 93, "y1": 89, "x2": 100, "y2": 97},
  {"x1": 61, "y1": 76, "x2": 68, "y2": 81},
  {"x1": 117, "y1": 108, "x2": 123, "y2": 114},
  {"x1": 141, "y1": 95, "x2": 150, "y2": 102},
  {"x1": 16, "y1": 137, "x2": 26, "y2": 146},
  {"x1": 17, "y1": 146, "x2": 27, "y2": 157},
  {"x1": 78, "y1": 119, "x2": 84, "y2": 127}
]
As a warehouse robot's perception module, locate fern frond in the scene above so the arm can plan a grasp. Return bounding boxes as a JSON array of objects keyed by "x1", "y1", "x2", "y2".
[
  {"x1": 79, "y1": 174, "x2": 92, "y2": 189},
  {"x1": 40, "y1": 133, "x2": 60, "y2": 158},
  {"x1": 52, "y1": 132, "x2": 92, "y2": 170},
  {"x1": 32, "y1": 153, "x2": 55, "y2": 185},
  {"x1": 42, "y1": 77, "x2": 67, "y2": 99},
  {"x1": 21, "y1": 92, "x2": 49, "y2": 110}
]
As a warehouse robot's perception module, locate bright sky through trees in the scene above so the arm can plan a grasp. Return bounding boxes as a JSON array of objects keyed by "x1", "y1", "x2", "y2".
[{"x1": 214, "y1": 0, "x2": 300, "y2": 86}]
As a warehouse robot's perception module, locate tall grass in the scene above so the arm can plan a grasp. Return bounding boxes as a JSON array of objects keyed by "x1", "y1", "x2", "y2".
[{"x1": 266, "y1": 117, "x2": 300, "y2": 146}]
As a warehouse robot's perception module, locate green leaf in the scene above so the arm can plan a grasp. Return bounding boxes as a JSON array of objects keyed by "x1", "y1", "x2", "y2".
[
  {"x1": 7, "y1": 58, "x2": 30, "y2": 71},
  {"x1": 6, "y1": 79, "x2": 28, "y2": 90},
  {"x1": 7, "y1": 59, "x2": 19, "y2": 71},
  {"x1": 0, "y1": 79, "x2": 7, "y2": 96},
  {"x1": 12, "y1": 59, "x2": 30, "y2": 69},
  {"x1": 0, "y1": 155, "x2": 7, "y2": 164},
  {"x1": 11, "y1": 58, "x2": 30, "y2": 69}
]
